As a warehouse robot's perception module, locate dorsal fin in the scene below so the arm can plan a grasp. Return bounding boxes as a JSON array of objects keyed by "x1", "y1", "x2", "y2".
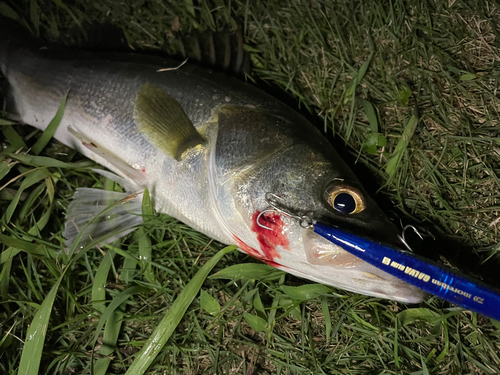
[
  {"x1": 134, "y1": 84, "x2": 204, "y2": 161},
  {"x1": 171, "y1": 24, "x2": 251, "y2": 77}
]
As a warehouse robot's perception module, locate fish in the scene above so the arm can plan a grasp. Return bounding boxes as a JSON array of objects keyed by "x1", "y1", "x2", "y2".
[{"x1": 0, "y1": 19, "x2": 425, "y2": 303}]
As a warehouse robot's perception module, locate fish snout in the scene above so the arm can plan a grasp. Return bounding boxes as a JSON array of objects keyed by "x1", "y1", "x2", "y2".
[{"x1": 301, "y1": 228, "x2": 425, "y2": 303}]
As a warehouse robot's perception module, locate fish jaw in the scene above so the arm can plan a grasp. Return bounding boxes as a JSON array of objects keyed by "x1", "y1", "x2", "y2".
[{"x1": 299, "y1": 228, "x2": 425, "y2": 303}]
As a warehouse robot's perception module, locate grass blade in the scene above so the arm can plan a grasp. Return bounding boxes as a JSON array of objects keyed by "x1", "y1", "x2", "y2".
[
  {"x1": 138, "y1": 188, "x2": 154, "y2": 284},
  {"x1": 94, "y1": 310, "x2": 124, "y2": 375},
  {"x1": 3, "y1": 168, "x2": 51, "y2": 224},
  {"x1": 243, "y1": 312, "x2": 267, "y2": 332},
  {"x1": 7, "y1": 153, "x2": 94, "y2": 168},
  {"x1": 17, "y1": 277, "x2": 62, "y2": 375},
  {"x1": 0, "y1": 118, "x2": 18, "y2": 125},
  {"x1": 16, "y1": 190, "x2": 143, "y2": 375},
  {"x1": 91, "y1": 285, "x2": 148, "y2": 349},
  {"x1": 210, "y1": 263, "x2": 283, "y2": 281},
  {"x1": 124, "y1": 245, "x2": 236, "y2": 375},
  {"x1": 31, "y1": 93, "x2": 67, "y2": 155},
  {"x1": 362, "y1": 100, "x2": 378, "y2": 133},
  {"x1": 281, "y1": 284, "x2": 331, "y2": 300},
  {"x1": 321, "y1": 297, "x2": 332, "y2": 344},
  {"x1": 0, "y1": 233, "x2": 45, "y2": 258},
  {"x1": 2, "y1": 125, "x2": 26, "y2": 150},
  {"x1": 92, "y1": 250, "x2": 125, "y2": 375},
  {"x1": 385, "y1": 113, "x2": 419, "y2": 184},
  {"x1": 200, "y1": 289, "x2": 221, "y2": 315},
  {"x1": 92, "y1": 251, "x2": 115, "y2": 314}
]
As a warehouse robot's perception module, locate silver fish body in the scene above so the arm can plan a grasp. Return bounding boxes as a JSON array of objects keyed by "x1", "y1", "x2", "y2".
[{"x1": 0, "y1": 29, "x2": 424, "y2": 303}]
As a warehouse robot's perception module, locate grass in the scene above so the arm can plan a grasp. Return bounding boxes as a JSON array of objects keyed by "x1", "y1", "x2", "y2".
[{"x1": 2, "y1": 0, "x2": 500, "y2": 374}]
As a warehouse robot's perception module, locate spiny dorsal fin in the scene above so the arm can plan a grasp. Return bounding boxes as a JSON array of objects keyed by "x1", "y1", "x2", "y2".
[
  {"x1": 134, "y1": 84, "x2": 204, "y2": 161},
  {"x1": 172, "y1": 24, "x2": 251, "y2": 77}
]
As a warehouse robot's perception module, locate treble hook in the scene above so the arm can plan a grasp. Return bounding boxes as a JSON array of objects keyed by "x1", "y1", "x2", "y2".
[
  {"x1": 256, "y1": 193, "x2": 315, "y2": 230},
  {"x1": 256, "y1": 209, "x2": 280, "y2": 230},
  {"x1": 399, "y1": 225, "x2": 424, "y2": 252},
  {"x1": 256, "y1": 194, "x2": 294, "y2": 230}
]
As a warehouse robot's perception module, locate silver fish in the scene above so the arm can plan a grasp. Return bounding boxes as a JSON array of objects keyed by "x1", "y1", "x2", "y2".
[{"x1": 0, "y1": 23, "x2": 424, "y2": 303}]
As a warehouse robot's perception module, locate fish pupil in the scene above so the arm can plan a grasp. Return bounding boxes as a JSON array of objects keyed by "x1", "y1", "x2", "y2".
[{"x1": 334, "y1": 193, "x2": 356, "y2": 214}]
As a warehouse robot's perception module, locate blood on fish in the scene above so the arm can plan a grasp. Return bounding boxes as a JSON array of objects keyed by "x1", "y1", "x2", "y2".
[
  {"x1": 233, "y1": 235, "x2": 262, "y2": 259},
  {"x1": 251, "y1": 211, "x2": 290, "y2": 261},
  {"x1": 233, "y1": 235, "x2": 283, "y2": 268},
  {"x1": 231, "y1": 212, "x2": 289, "y2": 269}
]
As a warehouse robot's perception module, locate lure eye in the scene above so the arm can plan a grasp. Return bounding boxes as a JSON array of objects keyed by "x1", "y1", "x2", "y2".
[{"x1": 324, "y1": 183, "x2": 366, "y2": 215}]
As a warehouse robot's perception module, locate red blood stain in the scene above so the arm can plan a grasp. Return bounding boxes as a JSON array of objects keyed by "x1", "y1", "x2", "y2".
[
  {"x1": 233, "y1": 235, "x2": 283, "y2": 268},
  {"x1": 231, "y1": 212, "x2": 289, "y2": 269},
  {"x1": 233, "y1": 235, "x2": 262, "y2": 259},
  {"x1": 251, "y1": 211, "x2": 290, "y2": 261},
  {"x1": 141, "y1": 167, "x2": 146, "y2": 173}
]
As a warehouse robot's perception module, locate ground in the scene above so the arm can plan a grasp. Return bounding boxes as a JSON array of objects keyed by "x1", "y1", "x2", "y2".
[{"x1": 1, "y1": 0, "x2": 500, "y2": 374}]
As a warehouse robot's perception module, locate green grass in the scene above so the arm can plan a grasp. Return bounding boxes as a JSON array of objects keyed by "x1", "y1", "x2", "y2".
[{"x1": 2, "y1": 0, "x2": 500, "y2": 374}]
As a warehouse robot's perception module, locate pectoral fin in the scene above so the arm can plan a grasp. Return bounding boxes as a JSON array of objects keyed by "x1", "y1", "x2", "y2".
[{"x1": 134, "y1": 83, "x2": 204, "y2": 161}]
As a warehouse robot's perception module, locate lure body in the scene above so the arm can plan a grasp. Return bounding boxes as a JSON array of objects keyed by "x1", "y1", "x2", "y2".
[{"x1": 314, "y1": 223, "x2": 500, "y2": 319}]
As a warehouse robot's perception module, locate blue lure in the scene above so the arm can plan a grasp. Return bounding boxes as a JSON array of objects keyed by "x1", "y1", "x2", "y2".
[{"x1": 314, "y1": 222, "x2": 500, "y2": 321}]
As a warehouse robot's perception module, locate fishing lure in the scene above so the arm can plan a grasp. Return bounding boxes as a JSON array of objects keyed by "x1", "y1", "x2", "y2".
[{"x1": 259, "y1": 193, "x2": 500, "y2": 321}]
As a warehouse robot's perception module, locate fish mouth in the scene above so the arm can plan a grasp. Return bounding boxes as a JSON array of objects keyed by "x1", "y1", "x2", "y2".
[{"x1": 300, "y1": 228, "x2": 425, "y2": 303}]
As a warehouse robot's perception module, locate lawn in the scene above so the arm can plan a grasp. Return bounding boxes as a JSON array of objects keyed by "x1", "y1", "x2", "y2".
[{"x1": 1, "y1": 0, "x2": 500, "y2": 374}]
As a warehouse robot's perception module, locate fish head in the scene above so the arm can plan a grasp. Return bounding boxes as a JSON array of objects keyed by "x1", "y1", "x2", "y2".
[{"x1": 216, "y1": 107, "x2": 424, "y2": 303}]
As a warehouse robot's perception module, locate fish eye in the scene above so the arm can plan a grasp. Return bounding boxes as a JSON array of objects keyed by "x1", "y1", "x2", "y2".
[{"x1": 324, "y1": 182, "x2": 366, "y2": 214}]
